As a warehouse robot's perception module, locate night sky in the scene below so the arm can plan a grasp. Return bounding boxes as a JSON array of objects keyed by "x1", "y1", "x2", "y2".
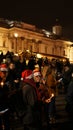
[{"x1": 0, "y1": 0, "x2": 73, "y2": 41}]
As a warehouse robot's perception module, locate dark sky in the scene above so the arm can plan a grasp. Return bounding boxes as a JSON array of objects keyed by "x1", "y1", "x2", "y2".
[{"x1": 0, "y1": 0, "x2": 73, "y2": 40}]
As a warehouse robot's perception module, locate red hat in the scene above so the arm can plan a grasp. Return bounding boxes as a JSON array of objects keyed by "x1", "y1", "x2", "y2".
[
  {"x1": 33, "y1": 69, "x2": 41, "y2": 77},
  {"x1": 21, "y1": 70, "x2": 33, "y2": 80},
  {"x1": 0, "y1": 64, "x2": 8, "y2": 72}
]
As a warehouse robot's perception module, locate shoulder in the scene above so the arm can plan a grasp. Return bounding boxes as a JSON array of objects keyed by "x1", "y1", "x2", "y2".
[{"x1": 22, "y1": 83, "x2": 34, "y2": 92}]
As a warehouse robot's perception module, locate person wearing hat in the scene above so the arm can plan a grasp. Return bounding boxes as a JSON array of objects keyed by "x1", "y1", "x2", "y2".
[
  {"x1": 33, "y1": 69, "x2": 54, "y2": 129},
  {"x1": 0, "y1": 64, "x2": 8, "y2": 80},
  {"x1": 33, "y1": 69, "x2": 41, "y2": 86},
  {"x1": 0, "y1": 63, "x2": 10, "y2": 130},
  {"x1": 20, "y1": 69, "x2": 43, "y2": 130}
]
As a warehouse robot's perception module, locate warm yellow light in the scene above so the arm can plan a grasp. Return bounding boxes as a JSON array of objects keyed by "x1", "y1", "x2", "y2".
[
  {"x1": 1, "y1": 82, "x2": 4, "y2": 86},
  {"x1": 3, "y1": 59, "x2": 6, "y2": 63},
  {"x1": 51, "y1": 93, "x2": 54, "y2": 97},
  {"x1": 14, "y1": 33, "x2": 18, "y2": 38},
  {"x1": 26, "y1": 60, "x2": 29, "y2": 65},
  {"x1": 36, "y1": 54, "x2": 42, "y2": 58},
  {"x1": 26, "y1": 50, "x2": 30, "y2": 52},
  {"x1": 49, "y1": 93, "x2": 54, "y2": 100},
  {"x1": 14, "y1": 53, "x2": 19, "y2": 56}
]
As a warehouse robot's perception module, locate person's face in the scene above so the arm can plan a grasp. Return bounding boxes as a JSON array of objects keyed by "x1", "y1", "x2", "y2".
[
  {"x1": 9, "y1": 63, "x2": 15, "y2": 70},
  {"x1": 0, "y1": 71, "x2": 8, "y2": 79},
  {"x1": 64, "y1": 66, "x2": 69, "y2": 72},
  {"x1": 33, "y1": 75, "x2": 41, "y2": 83}
]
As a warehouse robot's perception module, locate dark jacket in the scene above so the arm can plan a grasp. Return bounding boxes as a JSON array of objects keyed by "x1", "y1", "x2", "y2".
[
  {"x1": 65, "y1": 80, "x2": 73, "y2": 116},
  {"x1": 0, "y1": 82, "x2": 9, "y2": 111},
  {"x1": 21, "y1": 79, "x2": 41, "y2": 125}
]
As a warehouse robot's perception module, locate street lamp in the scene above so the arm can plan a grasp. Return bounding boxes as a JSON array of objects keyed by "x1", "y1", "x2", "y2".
[{"x1": 14, "y1": 33, "x2": 18, "y2": 53}]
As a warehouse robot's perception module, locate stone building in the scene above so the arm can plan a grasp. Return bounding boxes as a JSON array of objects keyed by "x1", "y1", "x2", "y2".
[{"x1": 0, "y1": 18, "x2": 73, "y2": 63}]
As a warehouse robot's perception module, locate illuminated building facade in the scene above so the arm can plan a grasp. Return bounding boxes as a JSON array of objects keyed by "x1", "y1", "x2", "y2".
[{"x1": 0, "y1": 18, "x2": 73, "y2": 62}]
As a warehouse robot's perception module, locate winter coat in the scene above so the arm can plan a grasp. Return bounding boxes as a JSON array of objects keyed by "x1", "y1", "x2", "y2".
[
  {"x1": 21, "y1": 79, "x2": 41, "y2": 125},
  {"x1": 45, "y1": 69, "x2": 57, "y2": 97},
  {"x1": 65, "y1": 80, "x2": 73, "y2": 116},
  {"x1": 0, "y1": 81, "x2": 9, "y2": 111}
]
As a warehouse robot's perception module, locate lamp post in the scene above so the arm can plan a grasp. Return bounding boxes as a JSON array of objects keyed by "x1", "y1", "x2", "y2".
[{"x1": 14, "y1": 33, "x2": 18, "y2": 53}]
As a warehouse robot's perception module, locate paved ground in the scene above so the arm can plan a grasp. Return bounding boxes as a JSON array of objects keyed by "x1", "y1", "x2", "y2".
[
  {"x1": 51, "y1": 121, "x2": 73, "y2": 130},
  {"x1": 9, "y1": 110, "x2": 73, "y2": 130},
  {"x1": 10, "y1": 120, "x2": 73, "y2": 130}
]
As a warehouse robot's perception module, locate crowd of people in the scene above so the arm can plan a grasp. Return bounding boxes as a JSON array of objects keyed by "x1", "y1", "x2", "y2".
[{"x1": 0, "y1": 51, "x2": 73, "y2": 130}]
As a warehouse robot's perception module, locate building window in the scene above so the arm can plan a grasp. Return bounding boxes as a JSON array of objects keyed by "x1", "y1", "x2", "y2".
[
  {"x1": 3, "y1": 40, "x2": 6, "y2": 47},
  {"x1": 30, "y1": 45, "x2": 32, "y2": 53},
  {"x1": 63, "y1": 50, "x2": 65, "y2": 56},
  {"x1": 35, "y1": 44, "x2": 39, "y2": 52},
  {"x1": 19, "y1": 42, "x2": 22, "y2": 50},
  {"x1": 45, "y1": 46, "x2": 47, "y2": 53},
  {"x1": 52, "y1": 48, "x2": 54, "y2": 54},
  {"x1": 11, "y1": 41, "x2": 14, "y2": 49},
  {"x1": 37, "y1": 46, "x2": 39, "y2": 52}
]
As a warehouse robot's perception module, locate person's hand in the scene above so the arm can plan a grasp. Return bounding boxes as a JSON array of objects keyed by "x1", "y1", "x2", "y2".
[
  {"x1": 45, "y1": 98, "x2": 51, "y2": 103},
  {"x1": 14, "y1": 79, "x2": 19, "y2": 83},
  {"x1": 58, "y1": 78, "x2": 63, "y2": 83}
]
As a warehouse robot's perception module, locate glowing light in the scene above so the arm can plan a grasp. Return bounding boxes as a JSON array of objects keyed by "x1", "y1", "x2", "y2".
[
  {"x1": 51, "y1": 93, "x2": 54, "y2": 97},
  {"x1": 14, "y1": 33, "x2": 18, "y2": 38},
  {"x1": 26, "y1": 50, "x2": 30, "y2": 52},
  {"x1": 26, "y1": 60, "x2": 29, "y2": 65},
  {"x1": 49, "y1": 93, "x2": 54, "y2": 100},
  {"x1": 36, "y1": 54, "x2": 42, "y2": 58},
  {"x1": 1, "y1": 82, "x2": 4, "y2": 86}
]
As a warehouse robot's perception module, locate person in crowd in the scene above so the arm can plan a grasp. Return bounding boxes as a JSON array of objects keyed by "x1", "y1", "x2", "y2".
[
  {"x1": 32, "y1": 69, "x2": 52, "y2": 129},
  {"x1": 62, "y1": 61, "x2": 73, "y2": 93},
  {"x1": 60, "y1": 61, "x2": 73, "y2": 123},
  {"x1": 27, "y1": 56, "x2": 36, "y2": 71},
  {"x1": 38, "y1": 78, "x2": 53, "y2": 128},
  {"x1": 65, "y1": 75, "x2": 73, "y2": 123},
  {"x1": 6, "y1": 62, "x2": 20, "y2": 119},
  {"x1": 20, "y1": 69, "x2": 42, "y2": 130},
  {"x1": 7, "y1": 62, "x2": 20, "y2": 90},
  {"x1": 0, "y1": 63, "x2": 10, "y2": 130},
  {"x1": 34, "y1": 64, "x2": 40, "y2": 71},
  {"x1": 57, "y1": 60, "x2": 73, "y2": 125},
  {"x1": 41, "y1": 62, "x2": 50, "y2": 81},
  {"x1": 45, "y1": 63, "x2": 57, "y2": 124}
]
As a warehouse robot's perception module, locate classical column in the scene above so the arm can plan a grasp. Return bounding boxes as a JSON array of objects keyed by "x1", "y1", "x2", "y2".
[{"x1": 14, "y1": 33, "x2": 18, "y2": 53}]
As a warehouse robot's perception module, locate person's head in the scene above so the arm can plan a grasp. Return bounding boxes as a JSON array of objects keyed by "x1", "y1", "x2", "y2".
[
  {"x1": 34, "y1": 64, "x2": 40, "y2": 71},
  {"x1": 63, "y1": 62, "x2": 70, "y2": 72},
  {"x1": 21, "y1": 69, "x2": 41, "y2": 84},
  {"x1": 0, "y1": 64, "x2": 8, "y2": 79},
  {"x1": 21, "y1": 69, "x2": 33, "y2": 81},
  {"x1": 33, "y1": 69, "x2": 41, "y2": 83},
  {"x1": 9, "y1": 62, "x2": 15, "y2": 70}
]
